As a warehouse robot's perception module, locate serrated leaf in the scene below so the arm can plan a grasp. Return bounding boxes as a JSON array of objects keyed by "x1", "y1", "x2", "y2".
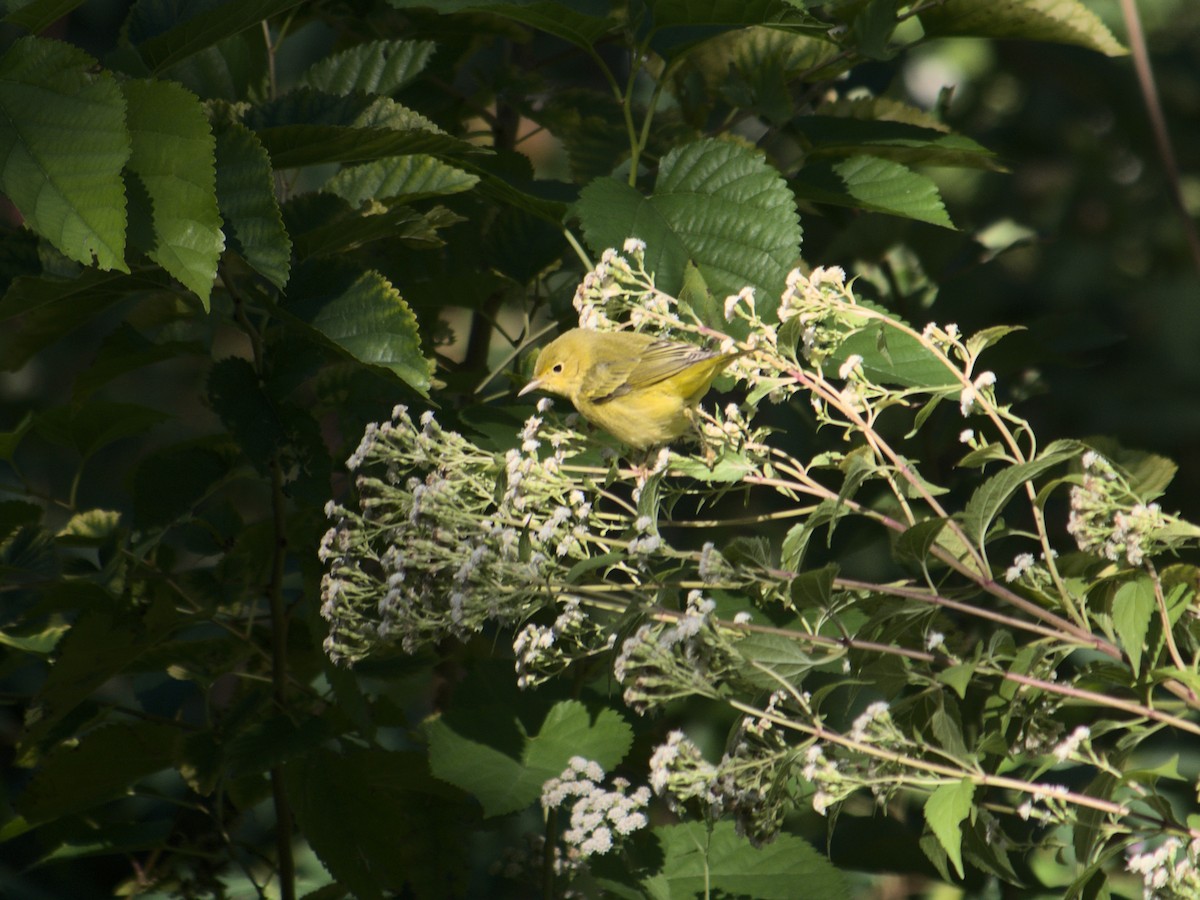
[
  {"x1": 643, "y1": 820, "x2": 848, "y2": 899},
  {"x1": 425, "y1": 699, "x2": 632, "y2": 818},
  {"x1": 924, "y1": 779, "x2": 975, "y2": 879},
  {"x1": 1112, "y1": 577, "x2": 1155, "y2": 674},
  {"x1": 792, "y1": 155, "x2": 954, "y2": 228},
  {"x1": 161, "y1": 34, "x2": 259, "y2": 102},
  {"x1": 129, "y1": 0, "x2": 310, "y2": 72},
  {"x1": 123, "y1": 79, "x2": 224, "y2": 306},
  {"x1": 214, "y1": 122, "x2": 290, "y2": 289},
  {"x1": 248, "y1": 88, "x2": 477, "y2": 168},
  {"x1": 456, "y1": 151, "x2": 573, "y2": 223},
  {"x1": 962, "y1": 440, "x2": 1082, "y2": 545},
  {"x1": 284, "y1": 260, "x2": 431, "y2": 393},
  {"x1": 17, "y1": 721, "x2": 181, "y2": 821},
  {"x1": 285, "y1": 192, "x2": 459, "y2": 259},
  {"x1": 286, "y1": 747, "x2": 467, "y2": 900},
  {"x1": 55, "y1": 509, "x2": 122, "y2": 545},
  {"x1": 919, "y1": 0, "x2": 1126, "y2": 57},
  {"x1": 795, "y1": 115, "x2": 998, "y2": 170},
  {"x1": 0, "y1": 37, "x2": 130, "y2": 270},
  {"x1": 302, "y1": 39, "x2": 435, "y2": 95},
  {"x1": 576, "y1": 138, "x2": 802, "y2": 320},
  {"x1": 325, "y1": 155, "x2": 479, "y2": 206},
  {"x1": 3, "y1": 0, "x2": 86, "y2": 33}
]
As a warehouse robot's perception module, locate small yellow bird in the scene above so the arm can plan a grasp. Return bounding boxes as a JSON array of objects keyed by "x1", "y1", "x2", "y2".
[{"x1": 518, "y1": 328, "x2": 739, "y2": 449}]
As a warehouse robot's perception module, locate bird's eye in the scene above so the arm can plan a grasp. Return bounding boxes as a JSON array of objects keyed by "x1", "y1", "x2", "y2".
[{"x1": 552, "y1": 363, "x2": 564, "y2": 373}]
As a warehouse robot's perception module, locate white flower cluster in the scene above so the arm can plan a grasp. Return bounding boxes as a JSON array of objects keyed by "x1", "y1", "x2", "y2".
[
  {"x1": 541, "y1": 757, "x2": 650, "y2": 859},
  {"x1": 1127, "y1": 837, "x2": 1200, "y2": 899},
  {"x1": 513, "y1": 599, "x2": 617, "y2": 689},
  {"x1": 320, "y1": 405, "x2": 625, "y2": 664},
  {"x1": 648, "y1": 730, "x2": 719, "y2": 809},
  {"x1": 1051, "y1": 725, "x2": 1091, "y2": 763},
  {"x1": 1067, "y1": 451, "x2": 1173, "y2": 567},
  {"x1": 571, "y1": 242, "x2": 682, "y2": 334}
]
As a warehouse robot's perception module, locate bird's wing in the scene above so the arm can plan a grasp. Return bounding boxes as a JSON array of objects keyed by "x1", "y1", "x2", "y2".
[{"x1": 585, "y1": 340, "x2": 718, "y2": 403}]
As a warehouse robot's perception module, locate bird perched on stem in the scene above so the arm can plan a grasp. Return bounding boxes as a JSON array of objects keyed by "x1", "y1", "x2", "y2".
[{"x1": 518, "y1": 328, "x2": 739, "y2": 450}]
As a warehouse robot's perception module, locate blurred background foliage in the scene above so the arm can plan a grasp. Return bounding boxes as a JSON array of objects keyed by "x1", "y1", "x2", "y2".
[{"x1": 1, "y1": 0, "x2": 1199, "y2": 897}]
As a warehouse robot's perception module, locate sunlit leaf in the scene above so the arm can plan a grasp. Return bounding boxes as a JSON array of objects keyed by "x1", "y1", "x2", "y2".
[{"x1": 0, "y1": 37, "x2": 130, "y2": 270}]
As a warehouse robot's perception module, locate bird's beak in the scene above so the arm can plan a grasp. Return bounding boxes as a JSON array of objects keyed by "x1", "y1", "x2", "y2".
[{"x1": 517, "y1": 378, "x2": 541, "y2": 397}]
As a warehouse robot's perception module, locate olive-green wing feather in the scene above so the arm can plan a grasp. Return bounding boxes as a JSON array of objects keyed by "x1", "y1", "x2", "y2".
[{"x1": 584, "y1": 340, "x2": 721, "y2": 403}]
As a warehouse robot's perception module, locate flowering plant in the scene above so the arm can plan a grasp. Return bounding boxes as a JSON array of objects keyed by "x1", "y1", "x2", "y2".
[{"x1": 322, "y1": 243, "x2": 1200, "y2": 898}]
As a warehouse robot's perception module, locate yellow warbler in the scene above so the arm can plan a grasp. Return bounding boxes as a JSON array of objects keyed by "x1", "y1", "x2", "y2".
[{"x1": 517, "y1": 328, "x2": 738, "y2": 449}]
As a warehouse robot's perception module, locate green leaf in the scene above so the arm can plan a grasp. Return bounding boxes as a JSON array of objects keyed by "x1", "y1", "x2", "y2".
[
  {"x1": 248, "y1": 88, "x2": 478, "y2": 168},
  {"x1": 735, "y1": 633, "x2": 817, "y2": 685},
  {"x1": 301, "y1": 39, "x2": 436, "y2": 95},
  {"x1": 0, "y1": 620, "x2": 68, "y2": 655},
  {"x1": 576, "y1": 138, "x2": 802, "y2": 318},
  {"x1": 56, "y1": 509, "x2": 122, "y2": 546},
  {"x1": 789, "y1": 564, "x2": 837, "y2": 608},
  {"x1": 425, "y1": 699, "x2": 633, "y2": 817},
  {"x1": 214, "y1": 122, "x2": 291, "y2": 289},
  {"x1": 122, "y1": 79, "x2": 224, "y2": 306},
  {"x1": 284, "y1": 260, "x2": 431, "y2": 393},
  {"x1": 17, "y1": 592, "x2": 179, "y2": 758},
  {"x1": 792, "y1": 155, "x2": 954, "y2": 228},
  {"x1": 795, "y1": 116, "x2": 998, "y2": 170},
  {"x1": 962, "y1": 440, "x2": 1082, "y2": 545},
  {"x1": 285, "y1": 192, "x2": 460, "y2": 259},
  {"x1": 919, "y1": 0, "x2": 1126, "y2": 57},
  {"x1": 643, "y1": 820, "x2": 848, "y2": 899},
  {"x1": 387, "y1": 0, "x2": 620, "y2": 51},
  {"x1": 16, "y1": 722, "x2": 181, "y2": 821},
  {"x1": 160, "y1": 34, "x2": 260, "y2": 102},
  {"x1": 924, "y1": 779, "x2": 975, "y2": 879},
  {"x1": 3, "y1": 0, "x2": 87, "y2": 33},
  {"x1": 0, "y1": 37, "x2": 130, "y2": 270},
  {"x1": 0, "y1": 268, "x2": 173, "y2": 372},
  {"x1": 34, "y1": 401, "x2": 169, "y2": 459},
  {"x1": 1112, "y1": 577, "x2": 1155, "y2": 674},
  {"x1": 937, "y1": 661, "x2": 977, "y2": 700},
  {"x1": 286, "y1": 747, "x2": 468, "y2": 900},
  {"x1": 128, "y1": 0, "x2": 310, "y2": 72},
  {"x1": 893, "y1": 518, "x2": 950, "y2": 568},
  {"x1": 325, "y1": 155, "x2": 479, "y2": 206},
  {"x1": 35, "y1": 820, "x2": 173, "y2": 865},
  {"x1": 835, "y1": 319, "x2": 957, "y2": 388}
]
